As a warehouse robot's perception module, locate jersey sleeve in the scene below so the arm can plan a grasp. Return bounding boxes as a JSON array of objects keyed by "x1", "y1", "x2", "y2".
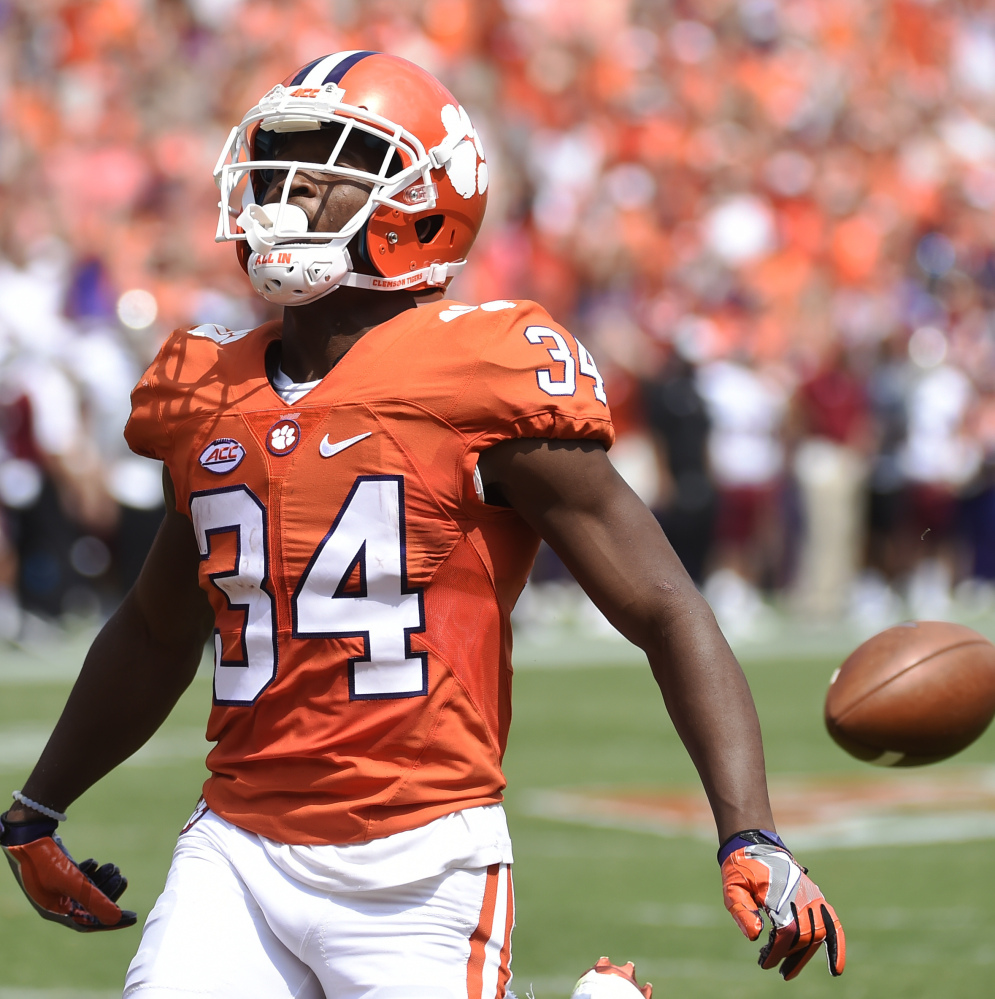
[
  {"x1": 123, "y1": 323, "x2": 255, "y2": 462},
  {"x1": 446, "y1": 301, "x2": 615, "y2": 450},
  {"x1": 123, "y1": 331, "x2": 184, "y2": 461}
]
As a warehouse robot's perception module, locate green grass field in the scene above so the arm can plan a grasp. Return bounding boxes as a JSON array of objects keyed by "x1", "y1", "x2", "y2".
[{"x1": 2, "y1": 629, "x2": 994, "y2": 998}]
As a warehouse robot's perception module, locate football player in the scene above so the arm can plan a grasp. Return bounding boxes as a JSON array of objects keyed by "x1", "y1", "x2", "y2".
[{"x1": 1, "y1": 52, "x2": 844, "y2": 997}]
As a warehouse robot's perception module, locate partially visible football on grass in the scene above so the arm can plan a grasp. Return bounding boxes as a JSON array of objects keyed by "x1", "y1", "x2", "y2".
[{"x1": 571, "y1": 958, "x2": 652, "y2": 999}]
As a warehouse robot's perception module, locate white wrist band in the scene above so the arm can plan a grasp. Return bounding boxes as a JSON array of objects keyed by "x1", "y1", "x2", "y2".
[{"x1": 11, "y1": 791, "x2": 67, "y2": 823}]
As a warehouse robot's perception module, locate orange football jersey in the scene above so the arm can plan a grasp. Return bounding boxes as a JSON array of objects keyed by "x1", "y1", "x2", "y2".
[{"x1": 125, "y1": 299, "x2": 614, "y2": 844}]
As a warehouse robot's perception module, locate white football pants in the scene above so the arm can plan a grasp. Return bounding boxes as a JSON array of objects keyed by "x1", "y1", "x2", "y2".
[{"x1": 123, "y1": 811, "x2": 514, "y2": 999}]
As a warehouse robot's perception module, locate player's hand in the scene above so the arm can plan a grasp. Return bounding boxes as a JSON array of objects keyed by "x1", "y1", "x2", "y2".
[
  {"x1": 0, "y1": 811, "x2": 137, "y2": 932},
  {"x1": 719, "y1": 829, "x2": 845, "y2": 980}
]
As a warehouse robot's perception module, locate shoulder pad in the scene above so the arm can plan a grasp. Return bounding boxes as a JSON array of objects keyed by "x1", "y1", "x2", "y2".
[
  {"x1": 436, "y1": 300, "x2": 520, "y2": 324},
  {"x1": 186, "y1": 324, "x2": 254, "y2": 345}
]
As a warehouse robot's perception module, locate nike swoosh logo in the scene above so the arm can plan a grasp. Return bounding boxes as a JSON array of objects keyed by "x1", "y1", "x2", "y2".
[{"x1": 319, "y1": 431, "x2": 372, "y2": 458}]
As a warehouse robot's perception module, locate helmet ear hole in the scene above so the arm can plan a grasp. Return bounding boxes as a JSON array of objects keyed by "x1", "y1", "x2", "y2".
[
  {"x1": 414, "y1": 214, "x2": 445, "y2": 244},
  {"x1": 357, "y1": 222, "x2": 372, "y2": 265}
]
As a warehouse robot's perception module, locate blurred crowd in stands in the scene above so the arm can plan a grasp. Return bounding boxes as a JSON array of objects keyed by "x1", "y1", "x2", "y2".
[{"x1": 1, "y1": 0, "x2": 995, "y2": 638}]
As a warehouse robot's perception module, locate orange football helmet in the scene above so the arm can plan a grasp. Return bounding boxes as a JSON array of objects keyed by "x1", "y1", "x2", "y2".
[{"x1": 214, "y1": 51, "x2": 488, "y2": 305}]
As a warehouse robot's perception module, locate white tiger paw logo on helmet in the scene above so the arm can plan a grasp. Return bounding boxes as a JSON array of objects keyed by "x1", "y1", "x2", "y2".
[{"x1": 440, "y1": 104, "x2": 487, "y2": 200}]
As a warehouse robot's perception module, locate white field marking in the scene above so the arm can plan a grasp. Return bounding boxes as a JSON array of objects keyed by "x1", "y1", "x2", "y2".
[
  {"x1": 522, "y1": 765, "x2": 995, "y2": 850},
  {"x1": 521, "y1": 788, "x2": 715, "y2": 845},
  {"x1": 0, "y1": 726, "x2": 208, "y2": 770},
  {"x1": 0, "y1": 635, "x2": 214, "y2": 685},
  {"x1": 511, "y1": 613, "x2": 995, "y2": 667},
  {"x1": 509, "y1": 620, "x2": 863, "y2": 670},
  {"x1": 0, "y1": 661, "x2": 83, "y2": 683},
  {"x1": 789, "y1": 811, "x2": 995, "y2": 849},
  {"x1": 0, "y1": 633, "x2": 98, "y2": 683},
  {"x1": 511, "y1": 633, "x2": 644, "y2": 670},
  {"x1": 123, "y1": 728, "x2": 212, "y2": 765}
]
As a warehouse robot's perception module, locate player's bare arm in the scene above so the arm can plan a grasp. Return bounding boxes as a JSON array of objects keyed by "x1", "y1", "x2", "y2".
[
  {"x1": 478, "y1": 439, "x2": 845, "y2": 980},
  {"x1": 1, "y1": 469, "x2": 210, "y2": 929},
  {"x1": 477, "y1": 438, "x2": 772, "y2": 841},
  {"x1": 5, "y1": 469, "x2": 212, "y2": 824}
]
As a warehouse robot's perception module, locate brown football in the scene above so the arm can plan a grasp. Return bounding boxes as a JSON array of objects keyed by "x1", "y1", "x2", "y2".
[{"x1": 825, "y1": 621, "x2": 995, "y2": 766}]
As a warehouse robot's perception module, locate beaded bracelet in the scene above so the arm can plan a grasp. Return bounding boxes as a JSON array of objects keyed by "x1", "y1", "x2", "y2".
[{"x1": 11, "y1": 791, "x2": 67, "y2": 823}]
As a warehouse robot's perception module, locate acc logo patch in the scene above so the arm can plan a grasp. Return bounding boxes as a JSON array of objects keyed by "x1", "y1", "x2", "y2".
[
  {"x1": 199, "y1": 438, "x2": 246, "y2": 474},
  {"x1": 267, "y1": 418, "x2": 300, "y2": 456}
]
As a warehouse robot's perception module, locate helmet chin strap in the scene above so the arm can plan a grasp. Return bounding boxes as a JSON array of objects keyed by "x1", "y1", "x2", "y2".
[{"x1": 337, "y1": 260, "x2": 466, "y2": 292}]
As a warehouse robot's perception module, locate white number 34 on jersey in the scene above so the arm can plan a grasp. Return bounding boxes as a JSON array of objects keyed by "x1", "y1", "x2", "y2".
[
  {"x1": 190, "y1": 477, "x2": 425, "y2": 706},
  {"x1": 524, "y1": 326, "x2": 607, "y2": 405}
]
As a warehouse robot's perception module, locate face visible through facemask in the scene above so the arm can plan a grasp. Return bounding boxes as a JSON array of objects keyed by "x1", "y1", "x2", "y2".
[{"x1": 255, "y1": 126, "x2": 401, "y2": 237}]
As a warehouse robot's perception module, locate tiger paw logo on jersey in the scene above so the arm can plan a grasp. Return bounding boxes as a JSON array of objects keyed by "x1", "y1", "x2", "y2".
[
  {"x1": 199, "y1": 438, "x2": 246, "y2": 474},
  {"x1": 267, "y1": 419, "x2": 300, "y2": 455}
]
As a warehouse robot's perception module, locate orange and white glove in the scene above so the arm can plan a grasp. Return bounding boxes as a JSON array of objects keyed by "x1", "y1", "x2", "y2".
[
  {"x1": 719, "y1": 829, "x2": 845, "y2": 980},
  {"x1": 0, "y1": 811, "x2": 136, "y2": 932}
]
